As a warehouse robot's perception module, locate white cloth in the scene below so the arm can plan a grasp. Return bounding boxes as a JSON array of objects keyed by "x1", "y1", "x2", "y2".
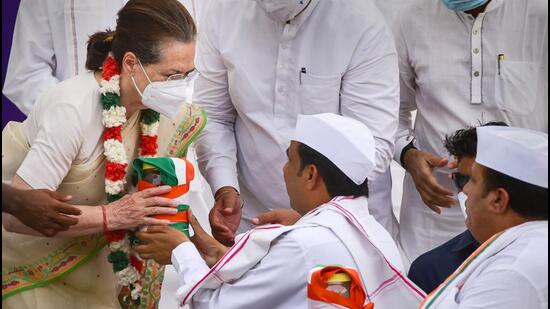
[
  {"x1": 394, "y1": 0, "x2": 548, "y2": 262},
  {"x1": 293, "y1": 113, "x2": 376, "y2": 185},
  {"x1": 3, "y1": 0, "x2": 124, "y2": 115},
  {"x1": 421, "y1": 221, "x2": 548, "y2": 309},
  {"x1": 476, "y1": 126, "x2": 548, "y2": 188},
  {"x1": 194, "y1": 0, "x2": 399, "y2": 229},
  {"x1": 17, "y1": 73, "x2": 104, "y2": 190},
  {"x1": 171, "y1": 197, "x2": 425, "y2": 308}
]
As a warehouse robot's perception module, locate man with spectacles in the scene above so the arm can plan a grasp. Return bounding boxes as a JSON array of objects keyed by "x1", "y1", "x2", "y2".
[{"x1": 408, "y1": 121, "x2": 507, "y2": 293}]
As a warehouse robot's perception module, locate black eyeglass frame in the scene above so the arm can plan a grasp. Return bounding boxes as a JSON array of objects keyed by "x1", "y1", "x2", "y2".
[{"x1": 451, "y1": 172, "x2": 470, "y2": 191}]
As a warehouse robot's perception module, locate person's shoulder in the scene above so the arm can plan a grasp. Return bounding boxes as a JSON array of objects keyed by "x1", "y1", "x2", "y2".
[
  {"x1": 39, "y1": 72, "x2": 100, "y2": 107},
  {"x1": 508, "y1": 226, "x2": 548, "y2": 271},
  {"x1": 482, "y1": 225, "x2": 548, "y2": 283},
  {"x1": 33, "y1": 72, "x2": 103, "y2": 123},
  {"x1": 411, "y1": 231, "x2": 474, "y2": 270},
  {"x1": 394, "y1": 0, "x2": 439, "y2": 26},
  {"x1": 282, "y1": 225, "x2": 342, "y2": 252}
]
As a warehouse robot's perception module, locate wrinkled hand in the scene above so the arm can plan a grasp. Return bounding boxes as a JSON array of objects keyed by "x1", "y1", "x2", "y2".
[
  {"x1": 252, "y1": 209, "x2": 301, "y2": 226},
  {"x1": 189, "y1": 212, "x2": 228, "y2": 267},
  {"x1": 403, "y1": 149, "x2": 456, "y2": 214},
  {"x1": 209, "y1": 187, "x2": 242, "y2": 246},
  {"x1": 10, "y1": 189, "x2": 81, "y2": 237},
  {"x1": 105, "y1": 186, "x2": 178, "y2": 230},
  {"x1": 135, "y1": 225, "x2": 188, "y2": 265}
]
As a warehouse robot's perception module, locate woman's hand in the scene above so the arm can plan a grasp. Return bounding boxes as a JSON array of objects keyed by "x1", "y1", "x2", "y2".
[{"x1": 104, "y1": 186, "x2": 178, "y2": 230}]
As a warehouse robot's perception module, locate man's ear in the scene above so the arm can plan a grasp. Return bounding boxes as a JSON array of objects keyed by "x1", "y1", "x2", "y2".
[
  {"x1": 487, "y1": 188, "x2": 510, "y2": 215},
  {"x1": 121, "y1": 51, "x2": 138, "y2": 75},
  {"x1": 304, "y1": 164, "x2": 319, "y2": 191}
]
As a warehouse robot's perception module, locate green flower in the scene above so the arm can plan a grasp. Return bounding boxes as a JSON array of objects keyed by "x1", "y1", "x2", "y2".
[
  {"x1": 141, "y1": 109, "x2": 160, "y2": 125},
  {"x1": 108, "y1": 250, "x2": 129, "y2": 272},
  {"x1": 101, "y1": 93, "x2": 122, "y2": 109}
]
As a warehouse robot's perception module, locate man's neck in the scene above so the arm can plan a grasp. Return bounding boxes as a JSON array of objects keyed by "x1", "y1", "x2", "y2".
[
  {"x1": 465, "y1": 1, "x2": 490, "y2": 18},
  {"x1": 479, "y1": 216, "x2": 534, "y2": 243}
]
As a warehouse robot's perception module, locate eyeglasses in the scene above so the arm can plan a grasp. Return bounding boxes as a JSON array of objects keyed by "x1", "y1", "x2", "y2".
[
  {"x1": 166, "y1": 69, "x2": 200, "y2": 83},
  {"x1": 451, "y1": 172, "x2": 470, "y2": 191}
]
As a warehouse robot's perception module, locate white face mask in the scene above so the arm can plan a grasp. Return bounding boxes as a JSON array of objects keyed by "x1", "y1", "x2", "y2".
[
  {"x1": 457, "y1": 192, "x2": 468, "y2": 219},
  {"x1": 255, "y1": 0, "x2": 311, "y2": 22},
  {"x1": 131, "y1": 61, "x2": 188, "y2": 119}
]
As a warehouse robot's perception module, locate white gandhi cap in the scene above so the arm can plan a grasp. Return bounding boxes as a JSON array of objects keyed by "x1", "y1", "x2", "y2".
[
  {"x1": 476, "y1": 126, "x2": 548, "y2": 188},
  {"x1": 292, "y1": 113, "x2": 376, "y2": 185}
]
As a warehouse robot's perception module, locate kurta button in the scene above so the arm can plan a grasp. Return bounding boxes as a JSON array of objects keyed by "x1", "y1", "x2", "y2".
[
  {"x1": 473, "y1": 71, "x2": 480, "y2": 77},
  {"x1": 473, "y1": 48, "x2": 480, "y2": 54},
  {"x1": 473, "y1": 29, "x2": 478, "y2": 35}
]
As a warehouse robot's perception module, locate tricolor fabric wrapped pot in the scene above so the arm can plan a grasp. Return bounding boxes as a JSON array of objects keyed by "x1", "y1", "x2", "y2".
[{"x1": 132, "y1": 157, "x2": 195, "y2": 237}]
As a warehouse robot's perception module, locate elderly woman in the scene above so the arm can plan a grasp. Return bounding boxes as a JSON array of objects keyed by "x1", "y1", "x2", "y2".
[{"x1": 1, "y1": 0, "x2": 205, "y2": 308}]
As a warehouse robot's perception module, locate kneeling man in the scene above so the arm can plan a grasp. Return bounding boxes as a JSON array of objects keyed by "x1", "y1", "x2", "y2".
[
  {"x1": 136, "y1": 114, "x2": 425, "y2": 308},
  {"x1": 420, "y1": 126, "x2": 548, "y2": 308}
]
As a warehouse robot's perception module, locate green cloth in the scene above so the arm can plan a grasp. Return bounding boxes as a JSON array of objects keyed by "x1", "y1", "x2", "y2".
[{"x1": 132, "y1": 157, "x2": 179, "y2": 186}]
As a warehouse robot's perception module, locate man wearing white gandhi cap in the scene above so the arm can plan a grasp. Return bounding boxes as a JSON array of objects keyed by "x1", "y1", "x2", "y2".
[
  {"x1": 420, "y1": 126, "x2": 548, "y2": 309},
  {"x1": 136, "y1": 113, "x2": 425, "y2": 308}
]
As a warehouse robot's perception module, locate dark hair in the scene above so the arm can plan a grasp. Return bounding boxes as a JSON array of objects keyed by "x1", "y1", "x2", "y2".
[
  {"x1": 86, "y1": 0, "x2": 197, "y2": 70},
  {"x1": 482, "y1": 167, "x2": 548, "y2": 220},
  {"x1": 444, "y1": 121, "x2": 508, "y2": 159},
  {"x1": 297, "y1": 143, "x2": 369, "y2": 198}
]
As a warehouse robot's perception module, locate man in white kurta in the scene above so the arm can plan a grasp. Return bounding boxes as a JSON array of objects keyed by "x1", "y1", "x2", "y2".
[
  {"x1": 193, "y1": 0, "x2": 400, "y2": 244},
  {"x1": 136, "y1": 114, "x2": 425, "y2": 308},
  {"x1": 393, "y1": 0, "x2": 548, "y2": 262},
  {"x1": 420, "y1": 126, "x2": 548, "y2": 308}
]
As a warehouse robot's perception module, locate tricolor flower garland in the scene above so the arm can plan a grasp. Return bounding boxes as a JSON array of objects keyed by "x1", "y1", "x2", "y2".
[{"x1": 101, "y1": 54, "x2": 161, "y2": 302}]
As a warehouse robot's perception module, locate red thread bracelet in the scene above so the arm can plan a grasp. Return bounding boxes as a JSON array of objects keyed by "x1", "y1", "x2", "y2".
[{"x1": 101, "y1": 205, "x2": 109, "y2": 233}]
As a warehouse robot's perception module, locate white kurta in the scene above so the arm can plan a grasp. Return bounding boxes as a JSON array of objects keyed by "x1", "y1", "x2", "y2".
[
  {"x1": 3, "y1": 0, "x2": 124, "y2": 115},
  {"x1": 424, "y1": 221, "x2": 548, "y2": 309},
  {"x1": 194, "y1": 0, "x2": 399, "y2": 231},
  {"x1": 454, "y1": 222, "x2": 548, "y2": 308},
  {"x1": 175, "y1": 224, "x2": 358, "y2": 308},
  {"x1": 394, "y1": 0, "x2": 548, "y2": 262},
  {"x1": 169, "y1": 197, "x2": 423, "y2": 308}
]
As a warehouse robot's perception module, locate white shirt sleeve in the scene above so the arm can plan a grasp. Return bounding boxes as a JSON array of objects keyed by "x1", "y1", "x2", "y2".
[
  {"x1": 458, "y1": 268, "x2": 543, "y2": 309},
  {"x1": 193, "y1": 3, "x2": 240, "y2": 195},
  {"x1": 340, "y1": 17, "x2": 400, "y2": 179},
  {"x1": 2, "y1": 0, "x2": 60, "y2": 116},
  {"x1": 16, "y1": 102, "x2": 83, "y2": 190},
  {"x1": 179, "y1": 235, "x2": 308, "y2": 309},
  {"x1": 392, "y1": 14, "x2": 418, "y2": 166}
]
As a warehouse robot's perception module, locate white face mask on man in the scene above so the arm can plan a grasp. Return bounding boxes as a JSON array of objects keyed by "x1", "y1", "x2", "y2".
[
  {"x1": 131, "y1": 60, "x2": 188, "y2": 119},
  {"x1": 255, "y1": 0, "x2": 312, "y2": 22}
]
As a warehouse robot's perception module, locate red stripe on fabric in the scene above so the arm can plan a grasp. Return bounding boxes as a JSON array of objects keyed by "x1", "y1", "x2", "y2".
[
  {"x1": 181, "y1": 230, "x2": 254, "y2": 305},
  {"x1": 371, "y1": 275, "x2": 399, "y2": 298},
  {"x1": 328, "y1": 202, "x2": 426, "y2": 298},
  {"x1": 181, "y1": 225, "x2": 283, "y2": 305}
]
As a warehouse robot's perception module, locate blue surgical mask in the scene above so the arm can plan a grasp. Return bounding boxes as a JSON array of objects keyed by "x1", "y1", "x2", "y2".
[{"x1": 441, "y1": 0, "x2": 489, "y2": 12}]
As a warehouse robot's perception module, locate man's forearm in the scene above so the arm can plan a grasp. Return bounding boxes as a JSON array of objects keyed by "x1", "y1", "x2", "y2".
[{"x1": 2, "y1": 183, "x2": 19, "y2": 214}]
